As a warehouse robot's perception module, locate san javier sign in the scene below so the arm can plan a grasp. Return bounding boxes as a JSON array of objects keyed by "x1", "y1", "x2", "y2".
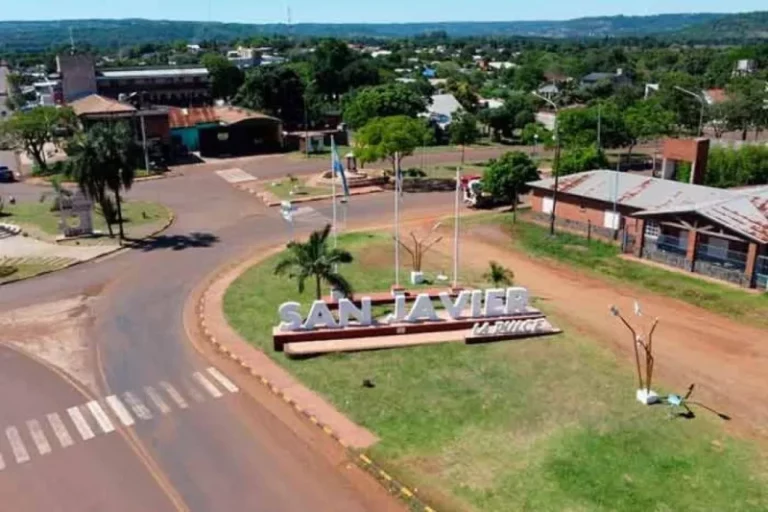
[{"x1": 278, "y1": 287, "x2": 531, "y2": 332}]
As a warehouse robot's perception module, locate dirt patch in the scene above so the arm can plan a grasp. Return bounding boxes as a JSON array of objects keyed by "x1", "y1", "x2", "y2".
[
  {"x1": 440, "y1": 225, "x2": 768, "y2": 441},
  {"x1": 0, "y1": 296, "x2": 98, "y2": 393}
]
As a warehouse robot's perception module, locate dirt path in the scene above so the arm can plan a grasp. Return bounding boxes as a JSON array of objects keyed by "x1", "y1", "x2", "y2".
[{"x1": 441, "y1": 224, "x2": 768, "y2": 440}]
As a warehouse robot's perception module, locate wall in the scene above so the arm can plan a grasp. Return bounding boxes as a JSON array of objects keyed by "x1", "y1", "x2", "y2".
[
  {"x1": 530, "y1": 189, "x2": 643, "y2": 237},
  {"x1": 57, "y1": 55, "x2": 97, "y2": 102}
]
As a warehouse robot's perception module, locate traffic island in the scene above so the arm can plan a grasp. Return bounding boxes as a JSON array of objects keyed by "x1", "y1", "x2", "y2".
[{"x1": 218, "y1": 231, "x2": 768, "y2": 512}]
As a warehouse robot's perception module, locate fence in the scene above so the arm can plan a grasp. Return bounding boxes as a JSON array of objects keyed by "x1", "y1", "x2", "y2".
[
  {"x1": 695, "y1": 241, "x2": 748, "y2": 272},
  {"x1": 757, "y1": 255, "x2": 768, "y2": 290}
]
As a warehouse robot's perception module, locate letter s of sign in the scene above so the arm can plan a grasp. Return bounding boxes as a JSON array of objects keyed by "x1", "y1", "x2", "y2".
[{"x1": 278, "y1": 302, "x2": 303, "y2": 332}]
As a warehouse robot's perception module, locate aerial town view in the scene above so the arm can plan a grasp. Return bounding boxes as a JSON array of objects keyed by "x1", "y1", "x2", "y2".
[{"x1": 1, "y1": 0, "x2": 767, "y2": 510}]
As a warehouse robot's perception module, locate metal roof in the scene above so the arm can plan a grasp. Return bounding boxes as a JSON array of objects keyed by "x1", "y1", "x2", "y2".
[
  {"x1": 428, "y1": 94, "x2": 462, "y2": 118},
  {"x1": 528, "y1": 170, "x2": 768, "y2": 244},
  {"x1": 98, "y1": 67, "x2": 209, "y2": 80}
]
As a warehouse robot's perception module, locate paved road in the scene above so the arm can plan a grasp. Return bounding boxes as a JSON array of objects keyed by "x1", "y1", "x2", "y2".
[{"x1": 0, "y1": 162, "x2": 457, "y2": 510}]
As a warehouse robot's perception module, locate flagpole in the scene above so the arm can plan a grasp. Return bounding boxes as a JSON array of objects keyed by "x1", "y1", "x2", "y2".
[
  {"x1": 394, "y1": 151, "x2": 401, "y2": 290},
  {"x1": 453, "y1": 164, "x2": 461, "y2": 289},
  {"x1": 331, "y1": 137, "x2": 338, "y2": 249}
]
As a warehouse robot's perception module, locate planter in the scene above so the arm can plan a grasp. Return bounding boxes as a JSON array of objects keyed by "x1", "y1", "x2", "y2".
[{"x1": 410, "y1": 271, "x2": 425, "y2": 285}]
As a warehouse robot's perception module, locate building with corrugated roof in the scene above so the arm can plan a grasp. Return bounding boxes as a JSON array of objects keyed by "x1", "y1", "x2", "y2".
[{"x1": 527, "y1": 170, "x2": 768, "y2": 289}]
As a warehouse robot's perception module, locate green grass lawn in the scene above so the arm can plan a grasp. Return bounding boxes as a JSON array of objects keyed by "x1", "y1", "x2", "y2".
[
  {"x1": 476, "y1": 214, "x2": 768, "y2": 329},
  {"x1": 224, "y1": 232, "x2": 768, "y2": 512},
  {"x1": 0, "y1": 258, "x2": 75, "y2": 284},
  {"x1": 2, "y1": 199, "x2": 169, "y2": 240},
  {"x1": 266, "y1": 177, "x2": 331, "y2": 200}
]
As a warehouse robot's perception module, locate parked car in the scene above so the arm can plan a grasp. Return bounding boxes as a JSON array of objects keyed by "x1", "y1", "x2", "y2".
[{"x1": 0, "y1": 166, "x2": 18, "y2": 183}]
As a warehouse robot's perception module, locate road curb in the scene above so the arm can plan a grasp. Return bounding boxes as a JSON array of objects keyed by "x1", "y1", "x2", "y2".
[
  {"x1": 0, "y1": 206, "x2": 175, "y2": 287},
  {"x1": 194, "y1": 245, "x2": 437, "y2": 512}
]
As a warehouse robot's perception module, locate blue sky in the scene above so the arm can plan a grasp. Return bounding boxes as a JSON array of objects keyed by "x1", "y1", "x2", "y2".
[{"x1": 3, "y1": 1, "x2": 765, "y2": 23}]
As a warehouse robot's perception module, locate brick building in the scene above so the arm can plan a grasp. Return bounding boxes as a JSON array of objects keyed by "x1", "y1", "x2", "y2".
[{"x1": 528, "y1": 170, "x2": 768, "y2": 289}]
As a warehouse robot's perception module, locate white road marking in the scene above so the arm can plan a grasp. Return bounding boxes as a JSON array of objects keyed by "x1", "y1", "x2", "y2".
[
  {"x1": 183, "y1": 380, "x2": 206, "y2": 403},
  {"x1": 193, "y1": 372, "x2": 223, "y2": 398},
  {"x1": 86, "y1": 401, "x2": 115, "y2": 434},
  {"x1": 292, "y1": 206, "x2": 330, "y2": 225},
  {"x1": 46, "y1": 413, "x2": 74, "y2": 448},
  {"x1": 106, "y1": 395, "x2": 135, "y2": 427},
  {"x1": 206, "y1": 367, "x2": 239, "y2": 393},
  {"x1": 159, "y1": 381, "x2": 188, "y2": 409},
  {"x1": 144, "y1": 386, "x2": 171, "y2": 415},
  {"x1": 67, "y1": 406, "x2": 95, "y2": 440},
  {"x1": 215, "y1": 168, "x2": 256, "y2": 184},
  {"x1": 5, "y1": 427, "x2": 30, "y2": 464},
  {"x1": 123, "y1": 392, "x2": 153, "y2": 420},
  {"x1": 26, "y1": 420, "x2": 52, "y2": 455}
]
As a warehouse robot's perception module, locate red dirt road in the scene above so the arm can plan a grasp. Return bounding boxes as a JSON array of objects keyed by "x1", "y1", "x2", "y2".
[{"x1": 446, "y1": 224, "x2": 768, "y2": 440}]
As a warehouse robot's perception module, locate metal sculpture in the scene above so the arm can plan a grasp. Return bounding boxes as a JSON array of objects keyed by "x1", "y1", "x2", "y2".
[{"x1": 610, "y1": 301, "x2": 660, "y2": 404}]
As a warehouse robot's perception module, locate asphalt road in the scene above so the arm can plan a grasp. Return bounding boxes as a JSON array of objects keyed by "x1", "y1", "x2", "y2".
[{"x1": 0, "y1": 155, "x2": 458, "y2": 511}]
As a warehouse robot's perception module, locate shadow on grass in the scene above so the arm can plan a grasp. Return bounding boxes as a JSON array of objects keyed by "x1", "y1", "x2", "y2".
[{"x1": 126, "y1": 232, "x2": 220, "y2": 252}]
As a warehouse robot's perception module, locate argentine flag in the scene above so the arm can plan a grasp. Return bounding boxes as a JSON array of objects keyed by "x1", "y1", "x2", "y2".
[{"x1": 331, "y1": 138, "x2": 350, "y2": 198}]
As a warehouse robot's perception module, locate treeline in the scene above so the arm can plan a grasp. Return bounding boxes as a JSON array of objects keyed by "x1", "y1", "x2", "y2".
[{"x1": 1, "y1": 11, "x2": 768, "y2": 53}]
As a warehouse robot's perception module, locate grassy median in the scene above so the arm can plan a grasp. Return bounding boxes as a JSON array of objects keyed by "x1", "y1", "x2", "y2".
[
  {"x1": 2, "y1": 199, "x2": 169, "y2": 242},
  {"x1": 224, "y1": 232, "x2": 768, "y2": 512}
]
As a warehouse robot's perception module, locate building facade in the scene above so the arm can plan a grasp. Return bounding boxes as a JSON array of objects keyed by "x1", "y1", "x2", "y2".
[{"x1": 528, "y1": 170, "x2": 768, "y2": 290}]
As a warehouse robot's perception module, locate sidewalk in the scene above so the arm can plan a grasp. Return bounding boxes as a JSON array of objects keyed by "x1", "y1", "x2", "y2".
[
  {"x1": 0, "y1": 235, "x2": 117, "y2": 261},
  {"x1": 198, "y1": 247, "x2": 380, "y2": 449}
]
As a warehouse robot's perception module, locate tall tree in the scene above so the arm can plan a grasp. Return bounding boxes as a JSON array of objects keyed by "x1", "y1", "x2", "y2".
[
  {"x1": 557, "y1": 102, "x2": 629, "y2": 149},
  {"x1": 234, "y1": 66, "x2": 306, "y2": 125},
  {"x1": 482, "y1": 151, "x2": 540, "y2": 216},
  {"x1": 623, "y1": 99, "x2": 675, "y2": 162},
  {"x1": 201, "y1": 53, "x2": 244, "y2": 100},
  {"x1": 450, "y1": 111, "x2": 480, "y2": 165},
  {"x1": 274, "y1": 224, "x2": 354, "y2": 300},
  {"x1": 354, "y1": 116, "x2": 432, "y2": 174},
  {"x1": 556, "y1": 146, "x2": 609, "y2": 176},
  {"x1": 342, "y1": 83, "x2": 430, "y2": 129},
  {"x1": 0, "y1": 106, "x2": 75, "y2": 174},
  {"x1": 312, "y1": 39, "x2": 357, "y2": 99},
  {"x1": 724, "y1": 77, "x2": 768, "y2": 140},
  {"x1": 67, "y1": 122, "x2": 139, "y2": 240}
]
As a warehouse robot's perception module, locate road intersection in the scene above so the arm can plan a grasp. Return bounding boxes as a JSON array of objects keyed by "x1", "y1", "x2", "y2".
[{"x1": 0, "y1": 151, "x2": 471, "y2": 511}]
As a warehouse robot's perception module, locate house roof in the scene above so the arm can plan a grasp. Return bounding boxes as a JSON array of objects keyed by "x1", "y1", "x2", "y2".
[
  {"x1": 704, "y1": 88, "x2": 728, "y2": 105},
  {"x1": 98, "y1": 67, "x2": 208, "y2": 80},
  {"x1": 528, "y1": 170, "x2": 768, "y2": 243},
  {"x1": 69, "y1": 94, "x2": 136, "y2": 116},
  {"x1": 582, "y1": 72, "x2": 617, "y2": 82},
  {"x1": 428, "y1": 94, "x2": 462, "y2": 118},
  {"x1": 538, "y1": 83, "x2": 560, "y2": 94},
  {"x1": 168, "y1": 106, "x2": 279, "y2": 129}
]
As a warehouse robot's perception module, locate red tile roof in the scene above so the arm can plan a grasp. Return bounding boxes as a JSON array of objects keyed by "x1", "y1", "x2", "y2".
[{"x1": 168, "y1": 106, "x2": 279, "y2": 129}]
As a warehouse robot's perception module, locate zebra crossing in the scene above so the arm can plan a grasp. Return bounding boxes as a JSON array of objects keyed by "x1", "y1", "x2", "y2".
[
  {"x1": 0, "y1": 367, "x2": 238, "y2": 471},
  {"x1": 291, "y1": 206, "x2": 331, "y2": 226},
  {"x1": 215, "y1": 168, "x2": 256, "y2": 184}
]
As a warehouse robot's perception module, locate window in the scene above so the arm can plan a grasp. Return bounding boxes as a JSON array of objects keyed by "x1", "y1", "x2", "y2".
[
  {"x1": 542, "y1": 197, "x2": 554, "y2": 214},
  {"x1": 603, "y1": 210, "x2": 620, "y2": 230},
  {"x1": 644, "y1": 220, "x2": 660, "y2": 239}
]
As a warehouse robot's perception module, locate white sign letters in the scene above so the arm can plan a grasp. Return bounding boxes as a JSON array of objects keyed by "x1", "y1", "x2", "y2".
[{"x1": 278, "y1": 287, "x2": 531, "y2": 332}]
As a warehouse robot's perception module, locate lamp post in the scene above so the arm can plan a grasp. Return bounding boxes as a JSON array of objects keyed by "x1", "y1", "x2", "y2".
[
  {"x1": 303, "y1": 79, "x2": 317, "y2": 158},
  {"x1": 532, "y1": 91, "x2": 561, "y2": 236},
  {"x1": 674, "y1": 85, "x2": 706, "y2": 137}
]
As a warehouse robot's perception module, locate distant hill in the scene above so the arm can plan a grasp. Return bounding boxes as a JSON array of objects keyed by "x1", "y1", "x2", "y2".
[{"x1": 0, "y1": 12, "x2": 766, "y2": 52}]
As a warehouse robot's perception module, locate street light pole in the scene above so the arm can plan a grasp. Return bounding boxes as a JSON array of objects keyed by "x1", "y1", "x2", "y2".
[
  {"x1": 674, "y1": 86, "x2": 706, "y2": 137},
  {"x1": 533, "y1": 92, "x2": 560, "y2": 236}
]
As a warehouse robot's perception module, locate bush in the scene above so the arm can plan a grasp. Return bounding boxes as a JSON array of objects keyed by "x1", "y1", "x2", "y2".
[
  {"x1": 705, "y1": 145, "x2": 768, "y2": 188},
  {"x1": 521, "y1": 122, "x2": 553, "y2": 146},
  {"x1": 556, "y1": 146, "x2": 609, "y2": 176},
  {"x1": 32, "y1": 159, "x2": 72, "y2": 178}
]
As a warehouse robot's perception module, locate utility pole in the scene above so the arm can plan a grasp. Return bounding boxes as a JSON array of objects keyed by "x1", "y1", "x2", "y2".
[
  {"x1": 140, "y1": 114, "x2": 150, "y2": 173},
  {"x1": 597, "y1": 102, "x2": 602, "y2": 151},
  {"x1": 533, "y1": 91, "x2": 561, "y2": 236},
  {"x1": 674, "y1": 86, "x2": 706, "y2": 137}
]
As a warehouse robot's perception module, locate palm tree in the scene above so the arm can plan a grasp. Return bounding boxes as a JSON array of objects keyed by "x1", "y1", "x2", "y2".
[
  {"x1": 68, "y1": 122, "x2": 138, "y2": 240},
  {"x1": 274, "y1": 224, "x2": 354, "y2": 300},
  {"x1": 483, "y1": 261, "x2": 514, "y2": 287}
]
